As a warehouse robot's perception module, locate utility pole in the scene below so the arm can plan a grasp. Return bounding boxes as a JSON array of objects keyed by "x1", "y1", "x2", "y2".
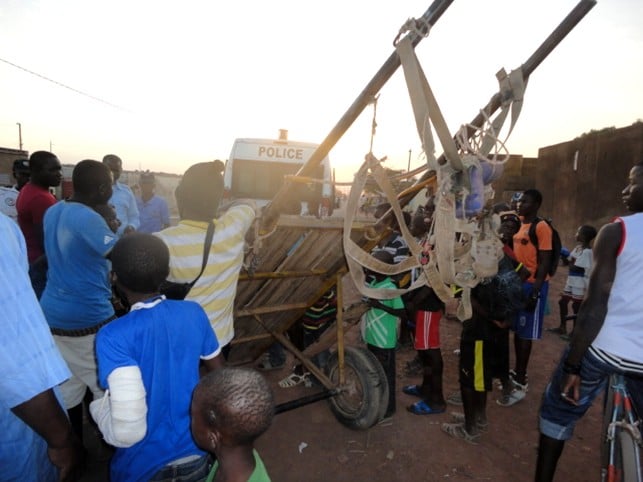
[
  {"x1": 49, "y1": 140, "x2": 53, "y2": 152},
  {"x1": 407, "y1": 149, "x2": 412, "y2": 172},
  {"x1": 16, "y1": 122, "x2": 22, "y2": 151}
]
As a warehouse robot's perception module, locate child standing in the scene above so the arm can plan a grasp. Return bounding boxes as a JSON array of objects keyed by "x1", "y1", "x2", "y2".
[
  {"x1": 548, "y1": 225, "x2": 597, "y2": 337},
  {"x1": 90, "y1": 233, "x2": 224, "y2": 482},
  {"x1": 191, "y1": 367, "x2": 274, "y2": 482},
  {"x1": 362, "y1": 250, "x2": 406, "y2": 418},
  {"x1": 442, "y1": 211, "x2": 527, "y2": 442},
  {"x1": 402, "y1": 206, "x2": 447, "y2": 416}
]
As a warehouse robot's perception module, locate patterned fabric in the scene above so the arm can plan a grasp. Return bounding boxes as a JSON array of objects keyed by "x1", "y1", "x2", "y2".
[
  {"x1": 0, "y1": 213, "x2": 71, "y2": 481},
  {"x1": 155, "y1": 203, "x2": 255, "y2": 346},
  {"x1": 362, "y1": 277, "x2": 404, "y2": 349},
  {"x1": 301, "y1": 288, "x2": 337, "y2": 330},
  {"x1": 0, "y1": 185, "x2": 19, "y2": 222}
]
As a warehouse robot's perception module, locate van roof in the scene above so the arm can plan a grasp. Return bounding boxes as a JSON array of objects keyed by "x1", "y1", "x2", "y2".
[{"x1": 232, "y1": 138, "x2": 320, "y2": 148}]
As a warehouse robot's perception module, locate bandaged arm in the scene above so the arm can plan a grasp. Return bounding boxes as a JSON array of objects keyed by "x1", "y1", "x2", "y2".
[{"x1": 89, "y1": 365, "x2": 147, "y2": 448}]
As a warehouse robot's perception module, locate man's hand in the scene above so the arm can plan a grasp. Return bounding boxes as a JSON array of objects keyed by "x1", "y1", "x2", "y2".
[
  {"x1": 560, "y1": 373, "x2": 581, "y2": 406},
  {"x1": 48, "y1": 434, "x2": 84, "y2": 481}
]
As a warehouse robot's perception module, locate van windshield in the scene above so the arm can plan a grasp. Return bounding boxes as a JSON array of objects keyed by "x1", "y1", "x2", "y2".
[{"x1": 231, "y1": 159, "x2": 323, "y2": 200}]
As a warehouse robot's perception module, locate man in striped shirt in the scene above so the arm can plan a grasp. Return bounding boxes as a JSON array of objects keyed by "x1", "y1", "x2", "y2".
[{"x1": 156, "y1": 161, "x2": 256, "y2": 357}]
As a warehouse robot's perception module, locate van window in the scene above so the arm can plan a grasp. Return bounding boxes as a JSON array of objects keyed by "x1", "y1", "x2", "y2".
[{"x1": 231, "y1": 159, "x2": 323, "y2": 200}]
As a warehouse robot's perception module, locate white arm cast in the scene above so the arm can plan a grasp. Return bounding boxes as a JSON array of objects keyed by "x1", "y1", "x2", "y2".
[{"x1": 89, "y1": 365, "x2": 148, "y2": 448}]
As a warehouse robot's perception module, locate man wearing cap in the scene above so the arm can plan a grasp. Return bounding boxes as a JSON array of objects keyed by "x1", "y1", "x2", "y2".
[
  {"x1": 135, "y1": 171, "x2": 170, "y2": 233},
  {"x1": 103, "y1": 154, "x2": 139, "y2": 237},
  {"x1": 0, "y1": 159, "x2": 30, "y2": 222},
  {"x1": 17, "y1": 151, "x2": 62, "y2": 263}
]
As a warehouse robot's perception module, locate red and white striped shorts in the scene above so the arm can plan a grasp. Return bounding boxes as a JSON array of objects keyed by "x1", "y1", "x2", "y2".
[{"x1": 414, "y1": 310, "x2": 442, "y2": 350}]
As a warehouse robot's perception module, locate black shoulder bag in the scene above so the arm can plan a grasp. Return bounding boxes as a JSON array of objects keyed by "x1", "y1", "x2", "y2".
[{"x1": 160, "y1": 221, "x2": 215, "y2": 300}]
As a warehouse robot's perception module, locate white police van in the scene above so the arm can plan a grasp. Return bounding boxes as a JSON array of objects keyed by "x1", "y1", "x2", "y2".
[{"x1": 223, "y1": 130, "x2": 334, "y2": 216}]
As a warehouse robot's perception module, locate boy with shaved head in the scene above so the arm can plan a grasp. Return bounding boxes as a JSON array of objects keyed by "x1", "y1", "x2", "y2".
[{"x1": 191, "y1": 367, "x2": 274, "y2": 482}]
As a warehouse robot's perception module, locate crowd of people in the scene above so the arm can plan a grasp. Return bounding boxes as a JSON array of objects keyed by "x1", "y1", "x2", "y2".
[
  {"x1": 1, "y1": 150, "x2": 642, "y2": 482},
  {"x1": 1, "y1": 152, "x2": 273, "y2": 482}
]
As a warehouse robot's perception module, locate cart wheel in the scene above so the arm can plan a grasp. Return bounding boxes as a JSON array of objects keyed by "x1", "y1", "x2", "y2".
[{"x1": 326, "y1": 346, "x2": 388, "y2": 430}]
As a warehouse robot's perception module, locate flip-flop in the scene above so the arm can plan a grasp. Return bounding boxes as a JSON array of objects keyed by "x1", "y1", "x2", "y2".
[
  {"x1": 407, "y1": 400, "x2": 445, "y2": 415},
  {"x1": 402, "y1": 385, "x2": 423, "y2": 397}
]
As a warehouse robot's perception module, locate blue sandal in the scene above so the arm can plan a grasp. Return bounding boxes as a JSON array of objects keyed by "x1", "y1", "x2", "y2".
[
  {"x1": 407, "y1": 400, "x2": 446, "y2": 415},
  {"x1": 402, "y1": 385, "x2": 423, "y2": 397}
]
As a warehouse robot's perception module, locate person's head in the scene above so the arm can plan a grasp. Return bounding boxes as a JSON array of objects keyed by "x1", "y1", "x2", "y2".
[
  {"x1": 110, "y1": 233, "x2": 170, "y2": 298},
  {"x1": 366, "y1": 249, "x2": 394, "y2": 282},
  {"x1": 94, "y1": 203, "x2": 121, "y2": 234},
  {"x1": 498, "y1": 211, "x2": 521, "y2": 244},
  {"x1": 29, "y1": 151, "x2": 62, "y2": 188},
  {"x1": 12, "y1": 159, "x2": 30, "y2": 190},
  {"x1": 71, "y1": 160, "x2": 113, "y2": 206},
  {"x1": 410, "y1": 205, "x2": 431, "y2": 237},
  {"x1": 622, "y1": 161, "x2": 643, "y2": 213},
  {"x1": 138, "y1": 171, "x2": 155, "y2": 198},
  {"x1": 575, "y1": 225, "x2": 597, "y2": 245},
  {"x1": 191, "y1": 367, "x2": 274, "y2": 455},
  {"x1": 516, "y1": 189, "x2": 542, "y2": 218},
  {"x1": 103, "y1": 154, "x2": 123, "y2": 183},
  {"x1": 175, "y1": 161, "x2": 225, "y2": 221}
]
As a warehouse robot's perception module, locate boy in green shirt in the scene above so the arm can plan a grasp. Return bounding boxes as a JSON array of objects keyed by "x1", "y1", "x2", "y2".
[
  {"x1": 191, "y1": 367, "x2": 274, "y2": 482},
  {"x1": 362, "y1": 250, "x2": 406, "y2": 417}
]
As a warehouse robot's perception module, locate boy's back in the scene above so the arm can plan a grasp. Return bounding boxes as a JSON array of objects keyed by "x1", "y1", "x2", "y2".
[{"x1": 96, "y1": 298, "x2": 220, "y2": 481}]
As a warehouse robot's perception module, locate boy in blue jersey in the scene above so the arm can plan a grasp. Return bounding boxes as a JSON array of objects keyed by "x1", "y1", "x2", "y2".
[{"x1": 90, "y1": 233, "x2": 224, "y2": 482}]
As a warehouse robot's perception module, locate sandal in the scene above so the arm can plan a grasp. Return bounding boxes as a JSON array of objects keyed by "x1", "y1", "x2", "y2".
[
  {"x1": 446, "y1": 391, "x2": 463, "y2": 406},
  {"x1": 450, "y1": 412, "x2": 488, "y2": 432},
  {"x1": 441, "y1": 422, "x2": 480, "y2": 445},
  {"x1": 407, "y1": 400, "x2": 445, "y2": 415},
  {"x1": 402, "y1": 385, "x2": 424, "y2": 398},
  {"x1": 278, "y1": 372, "x2": 310, "y2": 388}
]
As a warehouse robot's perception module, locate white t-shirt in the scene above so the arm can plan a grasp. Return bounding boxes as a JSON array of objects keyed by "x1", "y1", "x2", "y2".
[{"x1": 0, "y1": 186, "x2": 19, "y2": 222}]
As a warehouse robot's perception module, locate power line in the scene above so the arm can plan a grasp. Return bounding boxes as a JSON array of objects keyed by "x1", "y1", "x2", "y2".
[{"x1": 0, "y1": 56, "x2": 129, "y2": 112}]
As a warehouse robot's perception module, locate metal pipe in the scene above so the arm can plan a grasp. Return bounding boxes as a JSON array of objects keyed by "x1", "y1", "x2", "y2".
[
  {"x1": 393, "y1": 0, "x2": 598, "y2": 213},
  {"x1": 275, "y1": 389, "x2": 337, "y2": 414},
  {"x1": 263, "y1": 0, "x2": 455, "y2": 224}
]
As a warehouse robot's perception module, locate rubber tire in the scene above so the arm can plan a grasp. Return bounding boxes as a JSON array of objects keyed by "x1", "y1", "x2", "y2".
[
  {"x1": 326, "y1": 346, "x2": 388, "y2": 430},
  {"x1": 617, "y1": 430, "x2": 641, "y2": 482}
]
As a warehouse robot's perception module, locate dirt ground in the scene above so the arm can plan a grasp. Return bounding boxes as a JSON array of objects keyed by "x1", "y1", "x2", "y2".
[
  {"x1": 252, "y1": 272, "x2": 603, "y2": 482},
  {"x1": 82, "y1": 271, "x2": 603, "y2": 482}
]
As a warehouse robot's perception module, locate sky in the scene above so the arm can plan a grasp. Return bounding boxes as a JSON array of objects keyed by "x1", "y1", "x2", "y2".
[{"x1": 0, "y1": 0, "x2": 641, "y2": 182}]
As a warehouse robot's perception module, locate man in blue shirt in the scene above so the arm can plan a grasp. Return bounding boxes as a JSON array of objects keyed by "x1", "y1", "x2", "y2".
[
  {"x1": 0, "y1": 212, "x2": 82, "y2": 481},
  {"x1": 136, "y1": 171, "x2": 170, "y2": 233},
  {"x1": 103, "y1": 154, "x2": 139, "y2": 236},
  {"x1": 40, "y1": 159, "x2": 118, "y2": 442}
]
